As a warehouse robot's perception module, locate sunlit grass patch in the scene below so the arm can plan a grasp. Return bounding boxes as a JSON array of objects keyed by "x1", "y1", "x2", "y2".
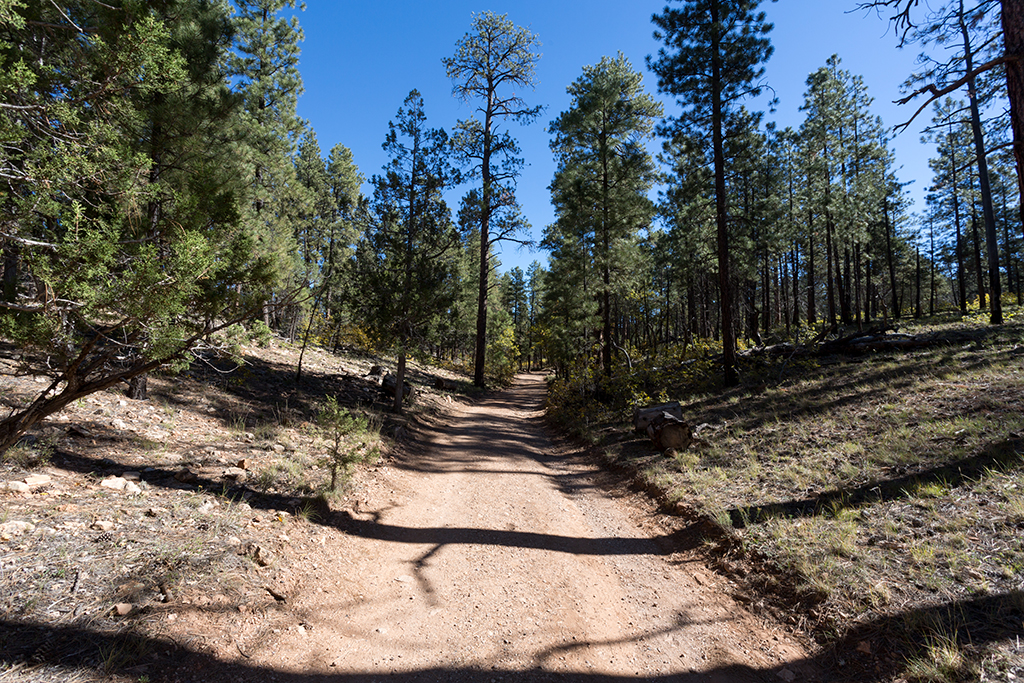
[
  {"x1": 544, "y1": 316, "x2": 1024, "y2": 680},
  {"x1": 904, "y1": 634, "x2": 975, "y2": 683}
]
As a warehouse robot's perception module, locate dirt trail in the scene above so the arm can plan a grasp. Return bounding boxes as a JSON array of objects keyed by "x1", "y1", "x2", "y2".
[{"x1": 231, "y1": 374, "x2": 818, "y2": 681}]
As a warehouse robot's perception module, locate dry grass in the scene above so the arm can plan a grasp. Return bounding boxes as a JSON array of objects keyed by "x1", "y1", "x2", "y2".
[
  {"x1": 557, "y1": 308, "x2": 1024, "y2": 682},
  {"x1": 0, "y1": 338, "x2": 467, "y2": 682}
]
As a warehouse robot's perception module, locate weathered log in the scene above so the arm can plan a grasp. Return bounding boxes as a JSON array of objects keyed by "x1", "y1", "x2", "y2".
[
  {"x1": 433, "y1": 377, "x2": 457, "y2": 391},
  {"x1": 633, "y1": 402, "x2": 683, "y2": 434}
]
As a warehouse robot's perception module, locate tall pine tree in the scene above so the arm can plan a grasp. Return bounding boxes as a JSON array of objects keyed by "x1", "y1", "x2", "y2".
[{"x1": 649, "y1": 0, "x2": 774, "y2": 386}]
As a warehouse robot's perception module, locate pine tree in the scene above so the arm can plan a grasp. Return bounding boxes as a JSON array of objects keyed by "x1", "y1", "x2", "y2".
[
  {"x1": 228, "y1": 0, "x2": 308, "y2": 329},
  {"x1": 924, "y1": 97, "x2": 975, "y2": 313},
  {"x1": 355, "y1": 91, "x2": 459, "y2": 412},
  {"x1": 502, "y1": 266, "x2": 529, "y2": 367},
  {"x1": 443, "y1": 11, "x2": 541, "y2": 387},
  {"x1": 649, "y1": 0, "x2": 774, "y2": 386},
  {"x1": 863, "y1": 0, "x2": 1006, "y2": 322},
  {"x1": 548, "y1": 53, "x2": 662, "y2": 376}
]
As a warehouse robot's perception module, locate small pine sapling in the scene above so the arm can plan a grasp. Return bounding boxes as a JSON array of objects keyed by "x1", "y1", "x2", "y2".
[{"x1": 316, "y1": 397, "x2": 377, "y2": 491}]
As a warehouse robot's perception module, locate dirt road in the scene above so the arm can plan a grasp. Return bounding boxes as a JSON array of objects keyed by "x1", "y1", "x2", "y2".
[{"x1": 201, "y1": 374, "x2": 817, "y2": 681}]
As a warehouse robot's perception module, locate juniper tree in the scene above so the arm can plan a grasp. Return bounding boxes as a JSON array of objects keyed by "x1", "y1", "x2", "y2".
[{"x1": 0, "y1": 0, "x2": 289, "y2": 454}]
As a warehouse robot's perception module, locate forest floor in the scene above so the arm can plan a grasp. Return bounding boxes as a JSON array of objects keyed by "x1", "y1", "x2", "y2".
[
  {"x1": 1, "y1": 339, "x2": 819, "y2": 683},
  {"x1": 3, "y1": 311, "x2": 1024, "y2": 683},
  {"x1": 577, "y1": 310, "x2": 1024, "y2": 683}
]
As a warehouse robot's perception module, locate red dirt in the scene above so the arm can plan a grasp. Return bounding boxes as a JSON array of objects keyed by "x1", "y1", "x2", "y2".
[{"x1": 156, "y1": 373, "x2": 819, "y2": 682}]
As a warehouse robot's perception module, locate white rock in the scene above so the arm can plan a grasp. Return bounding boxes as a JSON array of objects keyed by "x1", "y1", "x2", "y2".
[
  {"x1": 223, "y1": 467, "x2": 247, "y2": 482},
  {"x1": 0, "y1": 521, "x2": 35, "y2": 536},
  {"x1": 92, "y1": 520, "x2": 114, "y2": 532},
  {"x1": 124, "y1": 481, "x2": 142, "y2": 495},
  {"x1": 100, "y1": 477, "x2": 128, "y2": 491},
  {"x1": 24, "y1": 474, "x2": 51, "y2": 487},
  {"x1": 4, "y1": 481, "x2": 31, "y2": 493}
]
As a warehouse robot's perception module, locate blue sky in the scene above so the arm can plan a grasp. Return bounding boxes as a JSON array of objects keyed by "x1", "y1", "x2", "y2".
[{"x1": 295, "y1": 1, "x2": 935, "y2": 275}]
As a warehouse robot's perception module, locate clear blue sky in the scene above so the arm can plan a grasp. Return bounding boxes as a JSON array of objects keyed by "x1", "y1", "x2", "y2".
[{"x1": 295, "y1": 1, "x2": 935, "y2": 275}]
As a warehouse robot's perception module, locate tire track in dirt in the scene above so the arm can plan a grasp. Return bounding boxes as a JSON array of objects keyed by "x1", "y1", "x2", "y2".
[{"x1": 244, "y1": 373, "x2": 819, "y2": 681}]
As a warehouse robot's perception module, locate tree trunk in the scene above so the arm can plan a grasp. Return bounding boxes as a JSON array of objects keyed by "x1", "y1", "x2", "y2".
[
  {"x1": 1001, "y1": 0, "x2": 1024, "y2": 246},
  {"x1": 825, "y1": 216, "x2": 837, "y2": 327},
  {"x1": 854, "y1": 243, "x2": 863, "y2": 330},
  {"x1": 950, "y1": 130, "x2": 968, "y2": 314},
  {"x1": 961, "y1": 0, "x2": 1002, "y2": 323},
  {"x1": 792, "y1": 245, "x2": 801, "y2": 326},
  {"x1": 710, "y1": 1, "x2": 737, "y2": 387},
  {"x1": 807, "y1": 224, "x2": 816, "y2": 326},
  {"x1": 915, "y1": 245, "x2": 922, "y2": 318},
  {"x1": 971, "y1": 210, "x2": 987, "y2": 309},
  {"x1": 883, "y1": 196, "x2": 900, "y2": 319}
]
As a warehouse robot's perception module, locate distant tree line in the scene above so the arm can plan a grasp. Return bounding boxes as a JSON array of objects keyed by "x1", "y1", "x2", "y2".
[
  {"x1": 534, "y1": 0, "x2": 1022, "y2": 387},
  {"x1": 1, "y1": 0, "x2": 1020, "y2": 451}
]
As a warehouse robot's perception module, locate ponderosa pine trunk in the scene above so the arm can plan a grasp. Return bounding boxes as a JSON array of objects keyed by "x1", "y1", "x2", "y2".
[
  {"x1": 710, "y1": 1, "x2": 737, "y2": 387},
  {"x1": 1001, "y1": 0, "x2": 1024, "y2": 245},
  {"x1": 959, "y1": 0, "x2": 1002, "y2": 322}
]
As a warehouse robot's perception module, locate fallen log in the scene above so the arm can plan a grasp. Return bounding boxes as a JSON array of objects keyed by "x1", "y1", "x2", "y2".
[{"x1": 433, "y1": 377, "x2": 457, "y2": 391}]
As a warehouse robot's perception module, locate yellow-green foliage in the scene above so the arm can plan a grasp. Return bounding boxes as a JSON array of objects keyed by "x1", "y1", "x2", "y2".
[{"x1": 485, "y1": 325, "x2": 520, "y2": 386}]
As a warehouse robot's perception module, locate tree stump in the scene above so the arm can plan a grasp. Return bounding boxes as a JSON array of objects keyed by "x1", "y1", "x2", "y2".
[
  {"x1": 633, "y1": 402, "x2": 683, "y2": 433},
  {"x1": 645, "y1": 411, "x2": 693, "y2": 452},
  {"x1": 127, "y1": 374, "x2": 148, "y2": 401}
]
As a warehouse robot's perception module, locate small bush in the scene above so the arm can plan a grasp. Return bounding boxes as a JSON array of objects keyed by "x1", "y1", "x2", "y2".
[{"x1": 249, "y1": 319, "x2": 272, "y2": 347}]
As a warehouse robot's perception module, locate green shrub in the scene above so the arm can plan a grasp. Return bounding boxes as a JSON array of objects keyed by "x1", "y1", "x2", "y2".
[{"x1": 249, "y1": 319, "x2": 272, "y2": 347}]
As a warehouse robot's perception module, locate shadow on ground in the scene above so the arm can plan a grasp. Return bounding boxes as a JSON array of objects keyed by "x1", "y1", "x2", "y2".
[{"x1": 3, "y1": 589, "x2": 1021, "y2": 681}]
